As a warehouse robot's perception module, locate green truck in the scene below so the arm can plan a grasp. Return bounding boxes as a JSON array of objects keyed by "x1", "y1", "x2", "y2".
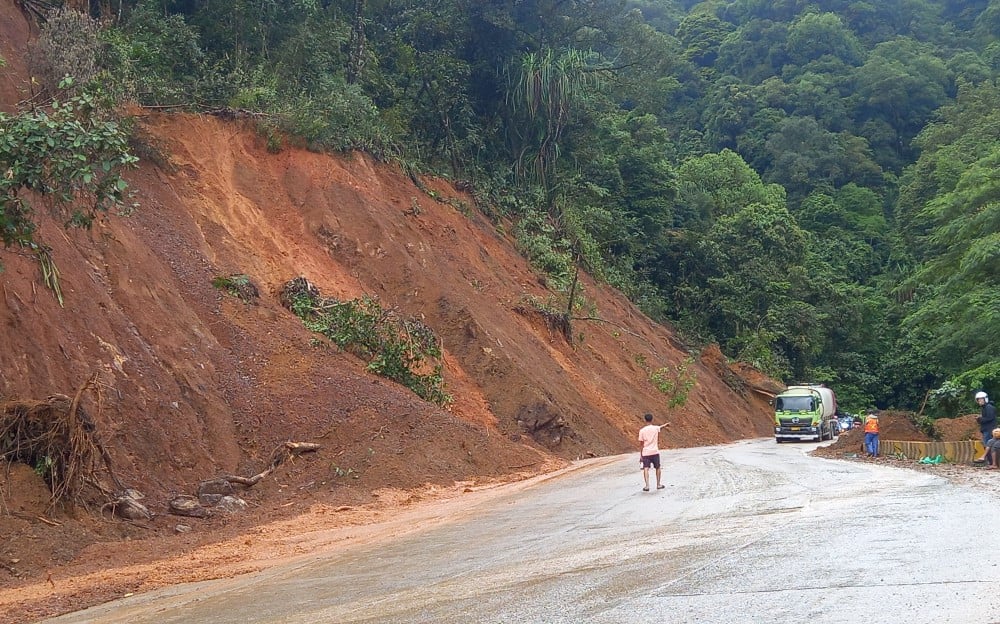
[{"x1": 773, "y1": 384, "x2": 838, "y2": 442}]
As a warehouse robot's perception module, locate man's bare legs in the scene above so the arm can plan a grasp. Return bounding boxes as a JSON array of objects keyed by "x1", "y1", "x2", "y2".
[{"x1": 642, "y1": 466, "x2": 663, "y2": 491}]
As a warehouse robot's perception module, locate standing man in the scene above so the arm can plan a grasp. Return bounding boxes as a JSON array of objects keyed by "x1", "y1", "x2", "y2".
[
  {"x1": 638, "y1": 413, "x2": 670, "y2": 492},
  {"x1": 863, "y1": 410, "x2": 879, "y2": 458},
  {"x1": 975, "y1": 391, "x2": 997, "y2": 450}
]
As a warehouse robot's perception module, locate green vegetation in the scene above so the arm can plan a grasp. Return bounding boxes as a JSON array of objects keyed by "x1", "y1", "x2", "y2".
[
  {"x1": 211, "y1": 274, "x2": 260, "y2": 304},
  {"x1": 0, "y1": 86, "x2": 135, "y2": 247},
  {"x1": 281, "y1": 278, "x2": 450, "y2": 406},
  {"x1": 0, "y1": 78, "x2": 136, "y2": 303},
  {"x1": 7, "y1": 0, "x2": 1000, "y2": 415},
  {"x1": 33, "y1": 454, "x2": 54, "y2": 479},
  {"x1": 649, "y1": 357, "x2": 698, "y2": 409}
]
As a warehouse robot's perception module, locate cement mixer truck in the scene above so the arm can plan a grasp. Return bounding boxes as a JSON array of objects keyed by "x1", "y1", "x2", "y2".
[{"x1": 773, "y1": 384, "x2": 838, "y2": 442}]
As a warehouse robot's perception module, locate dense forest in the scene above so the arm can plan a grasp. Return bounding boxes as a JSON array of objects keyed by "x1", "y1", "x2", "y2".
[{"x1": 3, "y1": 0, "x2": 999, "y2": 416}]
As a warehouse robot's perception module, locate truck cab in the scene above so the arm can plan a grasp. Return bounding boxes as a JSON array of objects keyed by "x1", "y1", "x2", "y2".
[{"x1": 774, "y1": 384, "x2": 837, "y2": 442}]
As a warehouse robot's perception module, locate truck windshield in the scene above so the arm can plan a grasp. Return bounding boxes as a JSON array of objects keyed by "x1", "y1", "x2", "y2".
[{"x1": 776, "y1": 396, "x2": 815, "y2": 411}]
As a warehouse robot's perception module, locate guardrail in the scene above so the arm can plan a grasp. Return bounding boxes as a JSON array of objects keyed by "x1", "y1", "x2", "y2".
[{"x1": 876, "y1": 439, "x2": 983, "y2": 463}]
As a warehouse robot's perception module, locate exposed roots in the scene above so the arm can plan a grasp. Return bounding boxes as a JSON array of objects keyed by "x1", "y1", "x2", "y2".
[
  {"x1": 278, "y1": 276, "x2": 320, "y2": 310},
  {"x1": 0, "y1": 376, "x2": 121, "y2": 510},
  {"x1": 14, "y1": 0, "x2": 60, "y2": 23}
]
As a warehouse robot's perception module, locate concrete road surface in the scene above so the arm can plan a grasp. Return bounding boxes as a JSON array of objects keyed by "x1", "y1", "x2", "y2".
[{"x1": 43, "y1": 439, "x2": 1000, "y2": 624}]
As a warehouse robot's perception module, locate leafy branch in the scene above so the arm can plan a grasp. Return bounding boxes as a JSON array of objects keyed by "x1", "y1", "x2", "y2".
[
  {"x1": 646, "y1": 356, "x2": 697, "y2": 409},
  {"x1": 0, "y1": 79, "x2": 137, "y2": 302}
]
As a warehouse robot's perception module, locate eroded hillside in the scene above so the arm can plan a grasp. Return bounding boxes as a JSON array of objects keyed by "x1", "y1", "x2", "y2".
[
  {"x1": 1, "y1": 109, "x2": 778, "y2": 492},
  {"x1": 0, "y1": 2, "x2": 779, "y2": 620}
]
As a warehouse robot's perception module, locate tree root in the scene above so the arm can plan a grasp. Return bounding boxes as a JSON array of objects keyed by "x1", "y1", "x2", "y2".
[{"x1": 1, "y1": 374, "x2": 131, "y2": 514}]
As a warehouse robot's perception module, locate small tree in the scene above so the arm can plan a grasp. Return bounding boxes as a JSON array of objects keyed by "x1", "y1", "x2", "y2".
[{"x1": 649, "y1": 356, "x2": 698, "y2": 409}]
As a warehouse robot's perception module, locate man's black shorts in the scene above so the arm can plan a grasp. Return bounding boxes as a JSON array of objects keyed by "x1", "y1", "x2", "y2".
[{"x1": 641, "y1": 453, "x2": 661, "y2": 469}]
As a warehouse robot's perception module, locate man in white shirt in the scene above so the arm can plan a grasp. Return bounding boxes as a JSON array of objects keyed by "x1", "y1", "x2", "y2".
[{"x1": 638, "y1": 413, "x2": 670, "y2": 492}]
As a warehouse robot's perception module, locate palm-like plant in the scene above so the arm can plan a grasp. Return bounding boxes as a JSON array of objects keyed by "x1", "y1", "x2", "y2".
[{"x1": 506, "y1": 48, "x2": 602, "y2": 205}]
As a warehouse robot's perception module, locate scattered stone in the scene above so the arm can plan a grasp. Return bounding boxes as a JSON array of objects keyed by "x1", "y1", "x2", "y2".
[
  {"x1": 214, "y1": 496, "x2": 248, "y2": 514},
  {"x1": 198, "y1": 478, "x2": 235, "y2": 497},
  {"x1": 168, "y1": 495, "x2": 210, "y2": 518},
  {"x1": 199, "y1": 493, "x2": 224, "y2": 506},
  {"x1": 108, "y1": 489, "x2": 153, "y2": 521}
]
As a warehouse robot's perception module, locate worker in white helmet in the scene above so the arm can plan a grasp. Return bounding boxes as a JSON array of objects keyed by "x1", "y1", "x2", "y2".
[{"x1": 975, "y1": 391, "x2": 997, "y2": 457}]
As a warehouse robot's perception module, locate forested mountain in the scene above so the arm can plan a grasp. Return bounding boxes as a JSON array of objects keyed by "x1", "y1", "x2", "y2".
[{"x1": 5, "y1": 0, "x2": 999, "y2": 415}]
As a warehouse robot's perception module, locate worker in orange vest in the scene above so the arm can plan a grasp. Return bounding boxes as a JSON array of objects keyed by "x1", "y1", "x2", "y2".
[{"x1": 863, "y1": 410, "x2": 879, "y2": 458}]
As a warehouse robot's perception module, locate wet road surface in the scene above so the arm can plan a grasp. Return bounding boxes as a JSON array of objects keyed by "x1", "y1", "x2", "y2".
[{"x1": 43, "y1": 439, "x2": 1000, "y2": 623}]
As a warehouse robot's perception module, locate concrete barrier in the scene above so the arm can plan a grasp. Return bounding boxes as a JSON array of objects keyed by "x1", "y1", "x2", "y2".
[{"x1": 877, "y1": 439, "x2": 983, "y2": 463}]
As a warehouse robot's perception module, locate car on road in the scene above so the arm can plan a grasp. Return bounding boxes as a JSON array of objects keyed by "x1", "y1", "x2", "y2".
[{"x1": 837, "y1": 415, "x2": 854, "y2": 432}]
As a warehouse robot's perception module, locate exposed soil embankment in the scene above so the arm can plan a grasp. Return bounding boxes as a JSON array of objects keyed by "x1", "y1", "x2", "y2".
[{"x1": 0, "y1": 1, "x2": 781, "y2": 619}]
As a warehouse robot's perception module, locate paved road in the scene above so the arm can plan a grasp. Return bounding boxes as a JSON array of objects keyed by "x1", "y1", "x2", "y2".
[{"x1": 44, "y1": 439, "x2": 1000, "y2": 624}]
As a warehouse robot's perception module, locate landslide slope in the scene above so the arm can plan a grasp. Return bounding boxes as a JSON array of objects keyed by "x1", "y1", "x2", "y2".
[
  {"x1": 1, "y1": 109, "x2": 777, "y2": 495},
  {"x1": 0, "y1": 2, "x2": 779, "y2": 619}
]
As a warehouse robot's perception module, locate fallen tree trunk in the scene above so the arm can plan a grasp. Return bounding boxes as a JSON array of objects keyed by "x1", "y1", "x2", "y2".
[{"x1": 221, "y1": 442, "x2": 321, "y2": 487}]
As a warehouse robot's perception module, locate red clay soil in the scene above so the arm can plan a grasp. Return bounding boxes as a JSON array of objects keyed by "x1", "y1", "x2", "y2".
[
  {"x1": 932, "y1": 414, "x2": 982, "y2": 442},
  {"x1": 3, "y1": 6, "x2": 984, "y2": 620},
  {"x1": 0, "y1": 3, "x2": 787, "y2": 621}
]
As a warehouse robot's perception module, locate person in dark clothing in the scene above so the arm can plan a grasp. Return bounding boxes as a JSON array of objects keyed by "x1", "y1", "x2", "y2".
[
  {"x1": 985, "y1": 428, "x2": 1000, "y2": 469},
  {"x1": 975, "y1": 391, "x2": 997, "y2": 458}
]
